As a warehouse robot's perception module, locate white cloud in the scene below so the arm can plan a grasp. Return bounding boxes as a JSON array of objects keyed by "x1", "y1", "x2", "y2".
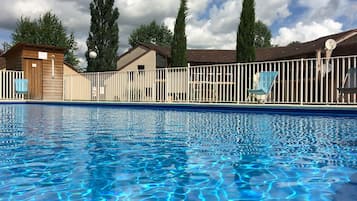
[
  {"x1": 272, "y1": 19, "x2": 343, "y2": 46},
  {"x1": 0, "y1": 0, "x2": 292, "y2": 68},
  {"x1": 188, "y1": 0, "x2": 212, "y2": 18},
  {"x1": 2, "y1": 0, "x2": 356, "y2": 68},
  {"x1": 256, "y1": 0, "x2": 291, "y2": 25},
  {"x1": 297, "y1": 0, "x2": 357, "y2": 23},
  {"x1": 185, "y1": 0, "x2": 291, "y2": 49},
  {"x1": 14, "y1": 0, "x2": 51, "y2": 17}
]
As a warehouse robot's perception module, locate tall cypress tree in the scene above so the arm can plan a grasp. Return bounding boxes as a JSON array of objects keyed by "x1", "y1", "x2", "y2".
[
  {"x1": 237, "y1": 0, "x2": 256, "y2": 63},
  {"x1": 86, "y1": 0, "x2": 119, "y2": 72},
  {"x1": 171, "y1": 0, "x2": 187, "y2": 67}
]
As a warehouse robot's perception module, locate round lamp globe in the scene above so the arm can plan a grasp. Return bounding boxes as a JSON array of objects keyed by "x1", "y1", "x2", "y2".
[{"x1": 89, "y1": 51, "x2": 97, "y2": 59}]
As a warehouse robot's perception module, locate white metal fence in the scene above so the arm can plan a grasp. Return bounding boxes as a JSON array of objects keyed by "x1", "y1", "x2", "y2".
[
  {"x1": 64, "y1": 55, "x2": 357, "y2": 105},
  {"x1": 0, "y1": 71, "x2": 24, "y2": 100}
]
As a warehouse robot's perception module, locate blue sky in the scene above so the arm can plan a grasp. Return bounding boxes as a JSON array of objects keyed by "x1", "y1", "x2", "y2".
[
  {"x1": 0, "y1": 0, "x2": 356, "y2": 66},
  {"x1": 0, "y1": 29, "x2": 12, "y2": 43}
]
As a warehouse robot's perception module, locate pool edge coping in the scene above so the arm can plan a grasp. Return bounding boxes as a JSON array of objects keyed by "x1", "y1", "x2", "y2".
[{"x1": 1, "y1": 100, "x2": 357, "y2": 115}]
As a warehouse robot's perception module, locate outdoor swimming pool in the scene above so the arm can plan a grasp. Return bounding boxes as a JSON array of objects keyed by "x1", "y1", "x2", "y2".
[{"x1": 0, "y1": 104, "x2": 356, "y2": 200}]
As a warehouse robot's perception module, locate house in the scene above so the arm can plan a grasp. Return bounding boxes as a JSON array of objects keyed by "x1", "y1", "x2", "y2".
[
  {"x1": 1, "y1": 43, "x2": 66, "y2": 100},
  {"x1": 0, "y1": 43, "x2": 94, "y2": 101},
  {"x1": 115, "y1": 29, "x2": 357, "y2": 102},
  {"x1": 117, "y1": 28, "x2": 357, "y2": 71}
]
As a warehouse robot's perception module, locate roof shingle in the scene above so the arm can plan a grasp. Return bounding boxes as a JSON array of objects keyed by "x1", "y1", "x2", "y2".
[{"x1": 137, "y1": 28, "x2": 357, "y2": 65}]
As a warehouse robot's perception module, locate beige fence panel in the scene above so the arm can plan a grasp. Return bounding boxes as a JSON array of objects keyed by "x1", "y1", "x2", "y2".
[{"x1": 64, "y1": 55, "x2": 357, "y2": 105}]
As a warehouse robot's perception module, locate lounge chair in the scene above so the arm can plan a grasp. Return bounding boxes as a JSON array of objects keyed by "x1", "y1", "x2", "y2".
[
  {"x1": 248, "y1": 71, "x2": 278, "y2": 103},
  {"x1": 15, "y1": 79, "x2": 28, "y2": 94},
  {"x1": 337, "y1": 68, "x2": 357, "y2": 94}
]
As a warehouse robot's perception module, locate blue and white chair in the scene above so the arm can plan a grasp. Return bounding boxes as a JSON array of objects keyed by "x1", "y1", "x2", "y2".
[
  {"x1": 15, "y1": 79, "x2": 28, "y2": 94},
  {"x1": 248, "y1": 71, "x2": 278, "y2": 103}
]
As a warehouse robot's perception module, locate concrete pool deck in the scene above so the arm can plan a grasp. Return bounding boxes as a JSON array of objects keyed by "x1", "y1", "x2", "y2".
[{"x1": 1, "y1": 100, "x2": 357, "y2": 116}]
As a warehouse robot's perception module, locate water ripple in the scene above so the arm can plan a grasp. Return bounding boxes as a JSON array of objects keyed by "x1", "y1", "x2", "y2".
[{"x1": 0, "y1": 104, "x2": 356, "y2": 200}]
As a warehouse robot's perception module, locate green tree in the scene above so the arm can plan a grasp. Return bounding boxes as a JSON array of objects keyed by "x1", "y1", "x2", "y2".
[
  {"x1": 237, "y1": 0, "x2": 256, "y2": 62},
  {"x1": 1, "y1": 42, "x2": 12, "y2": 52},
  {"x1": 12, "y1": 12, "x2": 79, "y2": 67},
  {"x1": 129, "y1": 21, "x2": 173, "y2": 47},
  {"x1": 288, "y1": 41, "x2": 301, "y2": 46},
  {"x1": 171, "y1": 0, "x2": 188, "y2": 67},
  {"x1": 254, "y1": 20, "x2": 272, "y2": 48},
  {"x1": 86, "y1": 0, "x2": 119, "y2": 72},
  {"x1": 12, "y1": 17, "x2": 38, "y2": 44}
]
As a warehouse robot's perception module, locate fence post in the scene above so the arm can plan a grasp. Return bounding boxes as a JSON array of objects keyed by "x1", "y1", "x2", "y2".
[
  {"x1": 187, "y1": 63, "x2": 190, "y2": 102},
  {"x1": 0, "y1": 71, "x2": 2, "y2": 99},
  {"x1": 70, "y1": 75, "x2": 73, "y2": 101},
  {"x1": 300, "y1": 58, "x2": 304, "y2": 105},
  {"x1": 97, "y1": 72, "x2": 99, "y2": 102},
  {"x1": 237, "y1": 63, "x2": 240, "y2": 104},
  {"x1": 62, "y1": 76, "x2": 65, "y2": 101},
  {"x1": 165, "y1": 68, "x2": 168, "y2": 102},
  {"x1": 20, "y1": 72, "x2": 24, "y2": 100}
]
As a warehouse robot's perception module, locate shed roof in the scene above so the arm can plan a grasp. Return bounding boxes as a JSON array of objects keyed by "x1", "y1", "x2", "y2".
[
  {"x1": 0, "y1": 50, "x2": 5, "y2": 69},
  {"x1": 2, "y1": 43, "x2": 66, "y2": 58}
]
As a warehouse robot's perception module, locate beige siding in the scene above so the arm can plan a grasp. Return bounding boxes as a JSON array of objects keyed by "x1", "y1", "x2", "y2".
[
  {"x1": 63, "y1": 74, "x2": 91, "y2": 101},
  {"x1": 106, "y1": 50, "x2": 157, "y2": 101},
  {"x1": 104, "y1": 72, "x2": 129, "y2": 101},
  {"x1": 63, "y1": 64, "x2": 79, "y2": 75},
  {"x1": 117, "y1": 47, "x2": 147, "y2": 70},
  {"x1": 118, "y1": 50, "x2": 157, "y2": 72},
  {"x1": 167, "y1": 70, "x2": 188, "y2": 97}
]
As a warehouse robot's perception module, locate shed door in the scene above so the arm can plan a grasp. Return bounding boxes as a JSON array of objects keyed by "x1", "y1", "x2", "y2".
[{"x1": 25, "y1": 59, "x2": 43, "y2": 100}]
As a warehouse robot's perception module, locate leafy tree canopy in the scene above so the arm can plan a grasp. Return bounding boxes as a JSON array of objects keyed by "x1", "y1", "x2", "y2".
[
  {"x1": 12, "y1": 12, "x2": 79, "y2": 67},
  {"x1": 287, "y1": 41, "x2": 301, "y2": 46},
  {"x1": 129, "y1": 21, "x2": 173, "y2": 47},
  {"x1": 254, "y1": 20, "x2": 272, "y2": 48}
]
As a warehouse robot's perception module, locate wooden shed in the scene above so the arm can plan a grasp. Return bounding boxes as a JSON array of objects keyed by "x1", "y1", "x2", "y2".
[{"x1": 2, "y1": 43, "x2": 65, "y2": 100}]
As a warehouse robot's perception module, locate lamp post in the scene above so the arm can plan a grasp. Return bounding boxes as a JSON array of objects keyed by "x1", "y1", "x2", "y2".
[
  {"x1": 89, "y1": 51, "x2": 97, "y2": 59},
  {"x1": 88, "y1": 50, "x2": 99, "y2": 101}
]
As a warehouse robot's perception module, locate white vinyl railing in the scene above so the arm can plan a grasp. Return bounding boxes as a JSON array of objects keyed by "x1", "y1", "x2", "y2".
[
  {"x1": 64, "y1": 55, "x2": 357, "y2": 105},
  {"x1": 0, "y1": 71, "x2": 24, "y2": 100}
]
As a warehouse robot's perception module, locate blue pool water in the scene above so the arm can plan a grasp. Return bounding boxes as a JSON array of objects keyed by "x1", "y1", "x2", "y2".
[{"x1": 0, "y1": 104, "x2": 356, "y2": 201}]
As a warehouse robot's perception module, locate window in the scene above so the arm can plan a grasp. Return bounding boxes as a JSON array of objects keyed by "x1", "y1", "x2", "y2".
[
  {"x1": 138, "y1": 65, "x2": 145, "y2": 75},
  {"x1": 138, "y1": 65, "x2": 145, "y2": 70}
]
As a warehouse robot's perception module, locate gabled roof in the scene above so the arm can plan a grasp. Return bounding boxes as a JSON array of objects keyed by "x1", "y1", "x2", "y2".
[
  {"x1": 139, "y1": 43, "x2": 237, "y2": 64},
  {"x1": 131, "y1": 28, "x2": 357, "y2": 64},
  {"x1": 259, "y1": 28, "x2": 357, "y2": 60},
  {"x1": 117, "y1": 44, "x2": 153, "y2": 71}
]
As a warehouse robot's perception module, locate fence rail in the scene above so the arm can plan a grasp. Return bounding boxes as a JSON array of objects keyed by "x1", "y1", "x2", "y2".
[
  {"x1": 0, "y1": 71, "x2": 24, "y2": 100},
  {"x1": 62, "y1": 55, "x2": 355, "y2": 105}
]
